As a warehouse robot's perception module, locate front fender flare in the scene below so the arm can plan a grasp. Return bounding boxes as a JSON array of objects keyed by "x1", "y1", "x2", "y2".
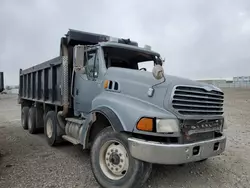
[
  {"x1": 82, "y1": 106, "x2": 125, "y2": 149},
  {"x1": 90, "y1": 106, "x2": 125, "y2": 132}
]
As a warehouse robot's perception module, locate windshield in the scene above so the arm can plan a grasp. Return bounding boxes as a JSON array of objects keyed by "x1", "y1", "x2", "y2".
[{"x1": 102, "y1": 46, "x2": 161, "y2": 72}]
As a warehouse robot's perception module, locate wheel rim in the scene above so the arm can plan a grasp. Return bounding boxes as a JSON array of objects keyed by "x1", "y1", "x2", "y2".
[
  {"x1": 46, "y1": 119, "x2": 53, "y2": 138},
  {"x1": 99, "y1": 140, "x2": 129, "y2": 180}
]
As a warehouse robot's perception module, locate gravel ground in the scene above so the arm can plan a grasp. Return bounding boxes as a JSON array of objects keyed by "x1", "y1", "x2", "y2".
[{"x1": 0, "y1": 89, "x2": 250, "y2": 188}]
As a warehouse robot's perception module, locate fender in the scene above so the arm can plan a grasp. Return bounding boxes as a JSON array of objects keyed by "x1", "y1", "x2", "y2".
[
  {"x1": 82, "y1": 106, "x2": 124, "y2": 149},
  {"x1": 90, "y1": 106, "x2": 125, "y2": 132}
]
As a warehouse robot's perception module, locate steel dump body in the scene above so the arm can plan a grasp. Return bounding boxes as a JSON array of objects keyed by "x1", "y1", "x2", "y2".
[
  {"x1": 19, "y1": 57, "x2": 63, "y2": 106},
  {"x1": 18, "y1": 29, "x2": 138, "y2": 106}
]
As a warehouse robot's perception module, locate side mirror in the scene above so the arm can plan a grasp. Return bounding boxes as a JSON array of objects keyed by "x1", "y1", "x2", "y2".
[
  {"x1": 73, "y1": 45, "x2": 85, "y2": 73},
  {"x1": 152, "y1": 65, "x2": 164, "y2": 80}
]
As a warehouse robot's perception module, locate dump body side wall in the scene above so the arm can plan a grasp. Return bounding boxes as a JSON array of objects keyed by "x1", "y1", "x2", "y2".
[{"x1": 19, "y1": 57, "x2": 63, "y2": 106}]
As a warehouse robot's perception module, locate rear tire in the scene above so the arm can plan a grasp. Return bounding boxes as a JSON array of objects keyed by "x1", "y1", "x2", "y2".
[
  {"x1": 21, "y1": 107, "x2": 29, "y2": 130},
  {"x1": 90, "y1": 127, "x2": 152, "y2": 188},
  {"x1": 44, "y1": 111, "x2": 61, "y2": 146},
  {"x1": 28, "y1": 107, "x2": 37, "y2": 134},
  {"x1": 36, "y1": 107, "x2": 44, "y2": 132}
]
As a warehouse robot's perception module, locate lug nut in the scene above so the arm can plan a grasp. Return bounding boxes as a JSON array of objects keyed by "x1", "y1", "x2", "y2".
[
  {"x1": 115, "y1": 149, "x2": 118, "y2": 152},
  {"x1": 119, "y1": 153, "x2": 122, "y2": 156},
  {"x1": 121, "y1": 159, "x2": 123, "y2": 163},
  {"x1": 116, "y1": 168, "x2": 118, "y2": 171},
  {"x1": 119, "y1": 165, "x2": 122, "y2": 168}
]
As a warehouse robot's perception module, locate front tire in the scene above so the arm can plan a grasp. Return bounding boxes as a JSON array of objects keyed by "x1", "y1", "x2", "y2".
[{"x1": 90, "y1": 127, "x2": 152, "y2": 188}]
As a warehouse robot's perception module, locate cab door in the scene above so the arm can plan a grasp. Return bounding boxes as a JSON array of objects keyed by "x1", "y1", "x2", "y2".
[{"x1": 74, "y1": 48, "x2": 102, "y2": 115}]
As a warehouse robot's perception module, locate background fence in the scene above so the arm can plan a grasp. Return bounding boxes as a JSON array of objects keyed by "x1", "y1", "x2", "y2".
[
  {"x1": 197, "y1": 76, "x2": 250, "y2": 89},
  {"x1": 212, "y1": 82, "x2": 250, "y2": 88}
]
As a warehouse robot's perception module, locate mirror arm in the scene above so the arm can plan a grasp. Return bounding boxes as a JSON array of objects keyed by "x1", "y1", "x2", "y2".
[{"x1": 152, "y1": 74, "x2": 165, "y2": 89}]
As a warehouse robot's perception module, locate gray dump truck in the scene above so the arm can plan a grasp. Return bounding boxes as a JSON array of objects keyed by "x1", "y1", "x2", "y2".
[{"x1": 19, "y1": 29, "x2": 226, "y2": 188}]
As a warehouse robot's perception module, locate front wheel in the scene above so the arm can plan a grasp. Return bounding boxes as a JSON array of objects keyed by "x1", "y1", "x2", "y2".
[{"x1": 90, "y1": 127, "x2": 152, "y2": 188}]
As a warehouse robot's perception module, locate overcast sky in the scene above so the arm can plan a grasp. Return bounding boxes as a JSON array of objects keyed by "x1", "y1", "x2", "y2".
[{"x1": 0, "y1": 0, "x2": 250, "y2": 85}]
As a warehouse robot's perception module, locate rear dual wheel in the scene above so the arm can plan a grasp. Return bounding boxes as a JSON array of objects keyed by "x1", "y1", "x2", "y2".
[
  {"x1": 21, "y1": 107, "x2": 29, "y2": 130},
  {"x1": 44, "y1": 111, "x2": 62, "y2": 146},
  {"x1": 91, "y1": 127, "x2": 152, "y2": 188},
  {"x1": 28, "y1": 107, "x2": 37, "y2": 134},
  {"x1": 22, "y1": 108, "x2": 62, "y2": 146},
  {"x1": 21, "y1": 106, "x2": 42, "y2": 134}
]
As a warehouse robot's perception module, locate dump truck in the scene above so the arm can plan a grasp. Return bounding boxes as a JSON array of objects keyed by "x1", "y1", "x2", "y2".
[
  {"x1": 18, "y1": 29, "x2": 226, "y2": 188},
  {"x1": 0, "y1": 72, "x2": 4, "y2": 93}
]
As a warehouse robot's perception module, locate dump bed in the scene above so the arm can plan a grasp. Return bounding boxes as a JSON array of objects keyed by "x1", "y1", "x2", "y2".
[
  {"x1": 18, "y1": 29, "x2": 138, "y2": 106},
  {"x1": 19, "y1": 57, "x2": 63, "y2": 106}
]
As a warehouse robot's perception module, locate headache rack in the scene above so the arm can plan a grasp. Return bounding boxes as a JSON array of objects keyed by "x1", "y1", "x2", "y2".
[
  {"x1": 66, "y1": 29, "x2": 138, "y2": 46},
  {"x1": 171, "y1": 85, "x2": 224, "y2": 116}
]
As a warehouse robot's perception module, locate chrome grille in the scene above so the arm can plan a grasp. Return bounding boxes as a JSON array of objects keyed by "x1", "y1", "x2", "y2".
[{"x1": 172, "y1": 86, "x2": 224, "y2": 116}]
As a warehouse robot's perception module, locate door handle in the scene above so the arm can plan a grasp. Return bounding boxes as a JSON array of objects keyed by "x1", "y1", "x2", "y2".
[{"x1": 76, "y1": 89, "x2": 79, "y2": 95}]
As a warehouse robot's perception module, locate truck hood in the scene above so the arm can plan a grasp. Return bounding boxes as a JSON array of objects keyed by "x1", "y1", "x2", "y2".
[
  {"x1": 105, "y1": 67, "x2": 218, "y2": 88},
  {"x1": 104, "y1": 67, "x2": 222, "y2": 111}
]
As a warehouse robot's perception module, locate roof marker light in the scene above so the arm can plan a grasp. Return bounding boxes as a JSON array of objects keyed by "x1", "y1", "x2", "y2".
[
  {"x1": 144, "y1": 45, "x2": 151, "y2": 50},
  {"x1": 109, "y1": 37, "x2": 119, "y2": 43}
]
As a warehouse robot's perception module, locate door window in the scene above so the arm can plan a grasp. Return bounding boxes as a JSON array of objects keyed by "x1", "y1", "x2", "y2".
[{"x1": 85, "y1": 50, "x2": 99, "y2": 80}]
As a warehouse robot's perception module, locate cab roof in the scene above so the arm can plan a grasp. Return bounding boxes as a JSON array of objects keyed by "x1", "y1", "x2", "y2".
[
  {"x1": 66, "y1": 29, "x2": 138, "y2": 47},
  {"x1": 99, "y1": 42, "x2": 160, "y2": 57}
]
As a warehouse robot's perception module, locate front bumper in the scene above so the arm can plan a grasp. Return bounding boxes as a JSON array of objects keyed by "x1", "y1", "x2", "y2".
[{"x1": 128, "y1": 135, "x2": 226, "y2": 165}]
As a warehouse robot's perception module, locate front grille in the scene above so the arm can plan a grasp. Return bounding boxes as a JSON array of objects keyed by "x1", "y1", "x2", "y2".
[
  {"x1": 183, "y1": 132, "x2": 214, "y2": 143},
  {"x1": 172, "y1": 86, "x2": 224, "y2": 116}
]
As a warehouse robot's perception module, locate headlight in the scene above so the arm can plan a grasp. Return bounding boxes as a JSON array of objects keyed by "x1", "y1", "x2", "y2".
[{"x1": 156, "y1": 119, "x2": 180, "y2": 133}]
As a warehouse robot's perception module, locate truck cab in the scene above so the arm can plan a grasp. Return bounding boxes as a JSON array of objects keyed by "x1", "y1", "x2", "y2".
[
  {"x1": 19, "y1": 29, "x2": 226, "y2": 188},
  {"x1": 73, "y1": 41, "x2": 162, "y2": 116}
]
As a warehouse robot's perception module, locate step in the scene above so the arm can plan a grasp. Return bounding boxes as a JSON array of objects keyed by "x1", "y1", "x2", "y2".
[{"x1": 62, "y1": 135, "x2": 80, "y2": 145}]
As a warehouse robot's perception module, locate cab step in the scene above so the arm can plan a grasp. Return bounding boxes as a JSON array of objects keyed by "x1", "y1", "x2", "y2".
[{"x1": 62, "y1": 135, "x2": 80, "y2": 145}]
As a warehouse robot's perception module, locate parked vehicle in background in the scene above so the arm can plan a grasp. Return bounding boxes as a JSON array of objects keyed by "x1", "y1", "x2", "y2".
[
  {"x1": 18, "y1": 29, "x2": 227, "y2": 188},
  {"x1": 0, "y1": 72, "x2": 4, "y2": 93}
]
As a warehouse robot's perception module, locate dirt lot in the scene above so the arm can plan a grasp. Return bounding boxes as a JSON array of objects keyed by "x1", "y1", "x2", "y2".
[{"x1": 0, "y1": 89, "x2": 250, "y2": 188}]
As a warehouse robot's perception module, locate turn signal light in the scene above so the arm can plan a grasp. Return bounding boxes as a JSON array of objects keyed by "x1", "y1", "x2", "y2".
[
  {"x1": 137, "y1": 118, "x2": 153, "y2": 132},
  {"x1": 104, "y1": 80, "x2": 109, "y2": 89}
]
